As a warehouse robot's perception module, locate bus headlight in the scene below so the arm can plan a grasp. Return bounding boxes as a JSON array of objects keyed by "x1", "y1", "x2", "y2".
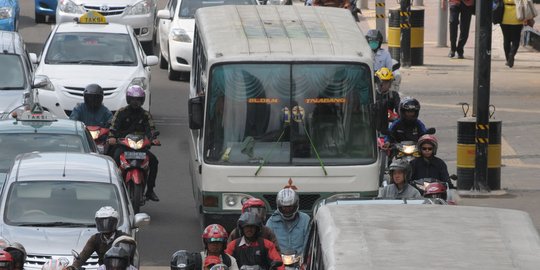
[{"x1": 222, "y1": 193, "x2": 252, "y2": 210}]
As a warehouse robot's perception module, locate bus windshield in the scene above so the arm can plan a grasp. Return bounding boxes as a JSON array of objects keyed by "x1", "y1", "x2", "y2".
[{"x1": 204, "y1": 63, "x2": 377, "y2": 166}]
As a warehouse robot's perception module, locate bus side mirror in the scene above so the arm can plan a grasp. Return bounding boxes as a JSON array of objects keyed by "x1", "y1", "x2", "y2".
[{"x1": 188, "y1": 96, "x2": 205, "y2": 130}]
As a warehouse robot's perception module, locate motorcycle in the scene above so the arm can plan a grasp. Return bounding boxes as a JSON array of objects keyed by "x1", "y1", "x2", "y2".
[
  {"x1": 411, "y1": 176, "x2": 459, "y2": 205},
  {"x1": 117, "y1": 132, "x2": 160, "y2": 213},
  {"x1": 281, "y1": 251, "x2": 302, "y2": 270},
  {"x1": 239, "y1": 261, "x2": 283, "y2": 270},
  {"x1": 86, "y1": 125, "x2": 110, "y2": 154}
]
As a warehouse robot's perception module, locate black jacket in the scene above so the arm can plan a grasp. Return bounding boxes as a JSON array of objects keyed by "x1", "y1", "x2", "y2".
[
  {"x1": 72, "y1": 230, "x2": 127, "y2": 268},
  {"x1": 410, "y1": 156, "x2": 453, "y2": 187},
  {"x1": 109, "y1": 106, "x2": 156, "y2": 139}
]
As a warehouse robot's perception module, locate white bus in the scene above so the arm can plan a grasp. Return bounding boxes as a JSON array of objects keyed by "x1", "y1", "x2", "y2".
[{"x1": 187, "y1": 5, "x2": 382, "y2": 228}]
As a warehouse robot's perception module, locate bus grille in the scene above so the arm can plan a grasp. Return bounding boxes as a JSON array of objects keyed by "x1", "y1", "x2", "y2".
[{"x1": 263, "y1": 194, "x2": 321, "y2": 211}]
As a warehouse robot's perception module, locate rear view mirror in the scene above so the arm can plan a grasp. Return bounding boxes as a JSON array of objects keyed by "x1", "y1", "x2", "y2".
[
  {"x1": 32, "y1": 75, "x2": 49, "y2": 89},
  {"x1": 29, "y1": 53, "x2": 38, "y2": 64},
  {"x1": 392, "y1": 60, "x2": 401, "y2": 71},
  {"x1": 134, "y1": 213, "x2": 151, "y2": 228},
  {"x1": 189, "y1": 96, "x2": 205, "y2": 130},
  {"x1": 144, "y1": 55, "x2": 159, "y2": 66},
  {"x1": 425, "y1": 127, "x2": 436, "y2": 134},
  {"x1": 157, "y1": 9, "x2": 172, "y2": 20}
]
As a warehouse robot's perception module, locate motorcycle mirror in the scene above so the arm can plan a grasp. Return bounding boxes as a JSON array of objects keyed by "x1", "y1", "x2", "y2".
[
  {"x1": 153, "y1": 131, "x2": 160, "y2": 137},
  {"x1": 392, "y1": 61, "x2": 401, "y2": 71},
  {"x1": 450, "y1": 174, "x2": 458, "y2": 180},
  {"x1": 426, "y1": 127, "x2": 436, "y2": 134},
  {"x1": 270, "y1": 261, "x2": 283, "y2": 268},
  {"x1": 71, "y1": 249, "x2": 80, "y2": 260}
]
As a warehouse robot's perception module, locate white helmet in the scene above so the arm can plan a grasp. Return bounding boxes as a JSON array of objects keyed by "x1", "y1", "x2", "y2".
[
  {"x1": 41, "y1": 259, "x2": 68, "y2": 270},
  {"x1": 95, "y1": 206, "x2": 119, "y2": 233},
  {"x1": 276, "y1": 188, "x2": 299, "y2": 221}
]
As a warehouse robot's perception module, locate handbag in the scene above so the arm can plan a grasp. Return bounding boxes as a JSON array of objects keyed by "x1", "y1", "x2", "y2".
[
  {"x1": 525, "y1": 0, "x2": 538, "y2": 20},
  {"x1": 492, "y1": 0, "x2": 504, "y2": 25},
  {"x1": 516, "y1": 0, "x2": 538, "y2": 21}
]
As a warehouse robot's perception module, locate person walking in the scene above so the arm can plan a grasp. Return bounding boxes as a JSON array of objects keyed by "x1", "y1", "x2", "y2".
[
  {"x1": 500, "y1": 0, "x2": 525, "y2": 68},
  {"x1": 448, "y1": 0, "x2": 474, "y2": 59}
]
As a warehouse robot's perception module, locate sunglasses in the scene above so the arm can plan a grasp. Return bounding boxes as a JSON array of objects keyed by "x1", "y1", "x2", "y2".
[{"x1": 422, "y1": 147, "x2": 433, "y2": 151}]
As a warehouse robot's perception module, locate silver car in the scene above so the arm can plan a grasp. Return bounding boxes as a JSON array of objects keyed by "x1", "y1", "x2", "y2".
[{"x1": 0, "y1": 152, "x2": 150, "y2": 270}]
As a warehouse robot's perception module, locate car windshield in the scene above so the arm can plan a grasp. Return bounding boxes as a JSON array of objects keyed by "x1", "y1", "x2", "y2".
[
  {"x1": 44, "y1": 33, "x2": 137, "y2": 66},
  {"x1": 0, "y1": 133, "x2": 86, "y2": 171},
  {"x1": 0, "y1": 55, "x2": 26, "y2": 90},
  {"x1": 179, "y1": 0, "x2": 258, "y2": 18},
  {"x1": 4, "y1": 181, "x2": 122, "y2": 227},
  {"x1": 204, "y1": 63, "x2": 377, "y2": 166}
]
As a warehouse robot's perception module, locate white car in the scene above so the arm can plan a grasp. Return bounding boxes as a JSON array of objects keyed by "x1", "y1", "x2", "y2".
[
  {"x1": 157, "y1": 0, "x2": 259, "y2": 81},
  {"x1": 56, "y1": 0, "x2": 158, "y2": 54},
  {"x1": 35, "y1": 12, "x2": 158, "y2": 119}
]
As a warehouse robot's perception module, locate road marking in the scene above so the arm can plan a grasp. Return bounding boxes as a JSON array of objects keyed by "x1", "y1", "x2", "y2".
[{"x1": 501, "y1": 136, "x2": 524, "y2": 166}]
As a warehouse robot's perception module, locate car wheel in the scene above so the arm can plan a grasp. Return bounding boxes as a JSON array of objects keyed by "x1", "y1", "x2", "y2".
[
  {"x1": 35, "y1": 12, "x2": 45, "y2": 24},
  {"x1": 179, "y1": 71, "x2": 190, "y2": 82},
  {"x1": 159, "y1": 52, "x2": 168, "y2": 69},
  {"x1": 167, "y1": 49, "x2": 181, "y2": 81},
  {"x1": 142, "y1": 41, "x2": 155, "y2": 55}
]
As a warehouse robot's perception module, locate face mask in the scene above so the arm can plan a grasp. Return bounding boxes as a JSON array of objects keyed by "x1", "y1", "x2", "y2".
[{"x1": 369, "y1": 40, "x2": 379, "y2": 50}]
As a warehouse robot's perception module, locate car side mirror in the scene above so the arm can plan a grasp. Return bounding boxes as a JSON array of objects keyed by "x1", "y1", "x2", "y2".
[
  {"x1": 188, "y1": 96, "x2": 205, "y2": 130},
  {"x1": 32, "y1": 75, "x2": 49, "y2": 89},
  {"x1": 425, "y1": 127, "x2": 436, "y2": 135},
  {"x1": 144, "y1": 55, "x2": 159, "y2": 66},
  {"x1": 29, "y1": 53, "x2": 38, "y2": 64},
  {"x1": 157, "y1": 9, "x2": 172, "y2": 20},
  {"x1": 134, "y1": 213, "x2": 151, "y2": 228}
]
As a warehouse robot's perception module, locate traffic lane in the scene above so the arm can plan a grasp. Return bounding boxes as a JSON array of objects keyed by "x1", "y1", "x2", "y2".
[{"x1": 136, "y1": 68, "x2": 203, "y2": 265}]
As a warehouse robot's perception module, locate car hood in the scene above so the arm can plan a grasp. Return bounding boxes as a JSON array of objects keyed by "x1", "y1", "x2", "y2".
[
  {"x1": 38, "y1": 65, "x2": 140, "y2": 87},
  {"x1": 172, "y1": 18, "x2": 195, "y2": 36},
  {"x1": 71, "y1": 0, "x2": 141, "y2": 5},
  {"x1": 0, "y1": 90, "x2": 24, "y2": 115},
  {"x1": 1, "y1": 225, "x2": 96, "y2": 255}
]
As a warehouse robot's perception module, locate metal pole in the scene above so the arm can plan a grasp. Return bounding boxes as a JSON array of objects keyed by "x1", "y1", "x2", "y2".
[
  {"x1": 360, "y1": 0, "x2": 368, "y2": 9},
  {"x1": 415, "y1": 0, "x2": 424, "y2": 6},
  {"x1": 376, "y1": 0, "x2": 387, "y2": 42},
  {"x1": 400, "y1": 0, "x2": 412, "y2": 67},
  {"x1": 473, "y1": 0, "x2": 492, "y2": 192},
  {"x1": 437, "y1": 0, "x2": 448, "y2": 47}
]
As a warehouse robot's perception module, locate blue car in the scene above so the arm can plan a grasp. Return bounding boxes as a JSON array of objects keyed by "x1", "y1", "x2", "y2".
[
  {"x1": 0, "y1": 0, "x2": 19, "y2": 31},
  {"x1": 34, "y1": 0, "x2": 56, "y2": 23}
]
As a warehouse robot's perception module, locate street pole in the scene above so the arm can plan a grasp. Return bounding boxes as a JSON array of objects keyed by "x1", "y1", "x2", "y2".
[
  {"x1": 400, "y1": 0, "x2": 412, "y2": 67},
  {"x1": 473, "y1": 0, "x2": 492, "y2": 192},
  {"x1": 437, "y1": 0, "x2": 448, "y2": 47},
  {"x1": 376, "y1": 0, "x2": 387, "y2": 42}
]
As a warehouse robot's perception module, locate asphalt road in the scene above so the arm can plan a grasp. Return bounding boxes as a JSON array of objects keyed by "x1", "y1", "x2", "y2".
[{"x1": 18, "y1": 1, "x2": 202, "y2": 266}]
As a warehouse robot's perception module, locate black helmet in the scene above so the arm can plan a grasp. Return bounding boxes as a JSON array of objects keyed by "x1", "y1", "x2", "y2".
[
  {"x1": 398, "y1": 96, "x2": 420, "y2": 119},
  {"x1": 4, "y1": 242, "x2": 26, "y2": 270},
  {"x1": 83, "y1": 84, "x2": 104, "y2": 111},
  {"x1": 103, "y1": 246, "x2": 130, "y2": 270},
  {"x1": 170, "y1": 250, "x2": 197, "y2": 270},
  {"x1": 365, "y1": 29, "x2": 383, "y2": 52},
  {"x1": 237, "y1": 212, "x2": 262, "y2": 238},
  {"x1": 388, "y1": 159, "x2": 411, "y2": 182}
]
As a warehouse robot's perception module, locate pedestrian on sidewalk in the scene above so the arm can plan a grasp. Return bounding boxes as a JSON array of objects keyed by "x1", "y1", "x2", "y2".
[
  {"x1": 500, "y1": 0, "x2": 525, "y2": 68},
  {"x1": 449, "y1": 0, "x2": 475, "y2": 59}
]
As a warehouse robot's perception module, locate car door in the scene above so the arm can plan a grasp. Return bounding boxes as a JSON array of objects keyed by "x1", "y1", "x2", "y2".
[{"x1": 159, "y1": 0, "x2": 178, "y2": 60}]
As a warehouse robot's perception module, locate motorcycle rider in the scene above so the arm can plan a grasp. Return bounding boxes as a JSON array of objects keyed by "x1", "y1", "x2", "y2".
[
  {"x1": 70, "y1": 84, "x2": 113, "y2": 127},
  {"x1": 4, "y1": 243, "x2": 25, "y2": 270},
  {"x1": 99, "y1": 246, "x2": 135, "y2": 270},
  {"x1": 375, "y1": 67, "x2": 400, "y2": 116},
  {"x1": 265, "y1": 188, "x2": 310, "y2": 256},
  {"x1": 366, "y1": 29, "x2": 392, "y2": 72},
  {"x1": 228, "y1": 198, "x2": 279, "y2": 249},
  {"x1": 69, "y1": 206, "x2": 127, "y2": 269},
  {"x1": 108, "y1": 85, "x2": 160, "y2": 202},
  {"x1": 410, "y1": 134, "x2": 455, "y2": 189},
  {"x1": 378, "y1": 159, "x2": 422, "y2": 199},
  {"x1": 170, "y1": 250, "x2": 197, "y2": 270},
  {"x1": 200, "y1": 224, "x2": 239, "y2": 270},
  {"x1": 0, "y1": 251, "x2": 13, "y2": 270},
  {"x1": 312, "y1": 0, "x2": 349, "y2": 8},
  {"x1": 383, "y1": 96, "x2": 428, "y2": 149},
  {"x1": 226, "y1": 212, "x2": 282, "y2": 270}
]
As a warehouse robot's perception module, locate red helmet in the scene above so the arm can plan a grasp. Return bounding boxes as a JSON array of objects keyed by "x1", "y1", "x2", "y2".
[
  {"x1": 242, "y1": 198, "x2": 265, "y2": 213},
  {"x1": 417, "y1": 134, "x2": 438, "y2": 155},
  {"x1": 424, "y1": 182, "x2": 447, "y2": 200},
  {"x1": 202, "y1": 224, "x2": 228, "y2": 244},
  {"x1": 0, "y1": 250, "x2": 13, "y2": 270}
]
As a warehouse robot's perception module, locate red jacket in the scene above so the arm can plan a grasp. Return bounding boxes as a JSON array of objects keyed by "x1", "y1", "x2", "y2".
[{"x1": 226, "y1": 237, "x2": 283, "y2": 270}]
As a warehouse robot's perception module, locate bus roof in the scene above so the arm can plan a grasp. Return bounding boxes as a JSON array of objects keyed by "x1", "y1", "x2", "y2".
[
  {"x1": 315, "y1": 204, "x2": 540, "y2": 269},
  {"x1": 195, "y1": 5, "x2": 372, "y2": 63}
]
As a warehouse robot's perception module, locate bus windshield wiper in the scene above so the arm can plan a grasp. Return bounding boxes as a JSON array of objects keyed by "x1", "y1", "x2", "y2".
[
  {"x1": 255, "y1": 125, "x2": 288, "y2": 176},
  {"x1": 301, "y1": 122, "x2": 328, "y2": 176},
  {"x1": 18, "y1": 222, "x2": 95, "y2": 227}
]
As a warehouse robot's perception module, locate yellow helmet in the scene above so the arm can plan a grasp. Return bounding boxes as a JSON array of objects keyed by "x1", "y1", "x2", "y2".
[{"x1": 375, "y1": 67, "x2": 394, "y2": 81}]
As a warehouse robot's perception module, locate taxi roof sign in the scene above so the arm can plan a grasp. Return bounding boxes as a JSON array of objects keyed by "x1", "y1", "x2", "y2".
[
  {"x1": 78, "y1": 11, "x2": 108, "y2": 24},
  {"x1": 17, "y1": 103, "x2": 57, "y2": 122}
]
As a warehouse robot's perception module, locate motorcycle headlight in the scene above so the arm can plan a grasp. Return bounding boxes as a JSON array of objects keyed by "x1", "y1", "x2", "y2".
[
  {"x1": 170, "y1": 28, "x2": 192, "y2": 43},
  {"x1": 403, "y1": 145, "x2": 416, "y2": 154},
  {"x1": 128, "y1": 77, "x2": 148, "y2": 90},
  {"x1": 0, "y1": 7, "x2": 13, "y2": 19},
  {"x1": 281, "y1": 254, "x2": 298, "y2": 265},
  {"x1": 127, "y1": 138, "x2": 144, "y2": 150},
  {"x1": 89, "y1": 130, "x2": 100, "y2": 140},
  {"x1": 58, "y1": 0, "x2": 85, "y2": 14},
  {"x1": 126, "y1": 0, "x2": 152, "y2": 15}
]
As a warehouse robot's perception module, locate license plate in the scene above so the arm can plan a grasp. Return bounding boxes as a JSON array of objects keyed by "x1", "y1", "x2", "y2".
[{"x1": 124, "y1": 151, "x2": 146, "y2": 160}]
